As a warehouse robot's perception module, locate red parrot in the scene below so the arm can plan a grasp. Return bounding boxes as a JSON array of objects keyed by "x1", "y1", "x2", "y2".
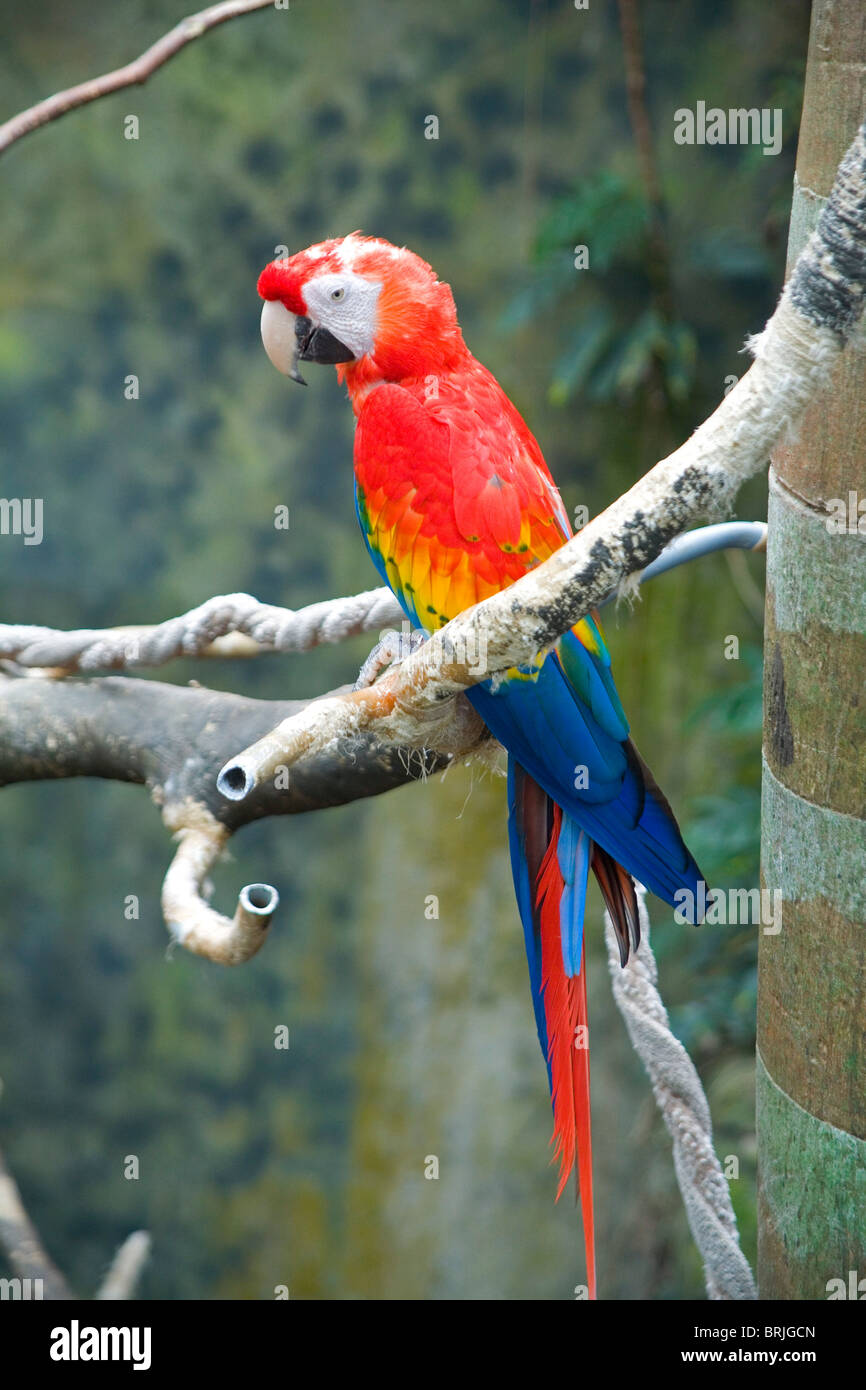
[{"x1": 257, "y1": 235, "x2": 704, "y2": 1298}]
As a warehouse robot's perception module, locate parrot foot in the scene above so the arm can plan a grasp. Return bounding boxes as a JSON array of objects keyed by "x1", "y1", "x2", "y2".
[{"x1": 354, "y1": 624, "x2": 429, "y2": 690}]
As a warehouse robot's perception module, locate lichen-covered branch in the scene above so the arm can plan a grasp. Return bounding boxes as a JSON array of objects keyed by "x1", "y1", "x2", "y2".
[{"x1": 0, "y1": 526, "x2": 762, "y2": 677}]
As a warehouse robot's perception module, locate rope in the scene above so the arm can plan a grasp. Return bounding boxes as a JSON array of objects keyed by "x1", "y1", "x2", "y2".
[
  {"x1": 0, "y1": 588, "x2": 404, "y2": 673},
  {"x1": 604, "y1": 887, "x2": 757, "y2": 1300}
]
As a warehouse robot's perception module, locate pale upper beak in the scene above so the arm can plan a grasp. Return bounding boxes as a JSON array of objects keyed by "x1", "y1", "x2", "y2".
[
  {"x1": 260, "y1": 299, "x2": 306, "y2": 383},
  {"x1": 260, "y1": 297, "x2": 358, "y2": 386}
]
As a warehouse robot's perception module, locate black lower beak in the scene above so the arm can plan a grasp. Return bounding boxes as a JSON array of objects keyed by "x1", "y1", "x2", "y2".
[{"x1": 291, "y1": 315, "x2": 356, "y2": 385}]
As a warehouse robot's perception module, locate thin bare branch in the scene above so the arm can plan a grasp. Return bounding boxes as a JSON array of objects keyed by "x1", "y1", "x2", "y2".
[
  {"x1": 0, "y1": 1081, "x2": 74, "y2": 1299},
  {"x1": 0, "y1": 1081, "x2": 151, "y2": 1300},
  {"x1": 0, "y1": 0, "x2": 276, "y2": 158},
  {"x1": 94, "y1": 1231, "x2": 152, "y2": 1302}
]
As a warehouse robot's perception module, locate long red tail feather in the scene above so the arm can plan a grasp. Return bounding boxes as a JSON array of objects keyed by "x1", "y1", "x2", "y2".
[{"x1": 536, "y1": 805, "x2": 597, "y2": 1299}]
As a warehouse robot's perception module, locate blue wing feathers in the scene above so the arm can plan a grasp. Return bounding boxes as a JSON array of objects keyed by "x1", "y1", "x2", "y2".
[{"x1": 470, "y1": 648, "x2": 702, "y2": 911}]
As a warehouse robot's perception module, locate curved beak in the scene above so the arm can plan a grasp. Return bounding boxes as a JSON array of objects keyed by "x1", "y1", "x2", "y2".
[
  {"x1": 260, "y1": 299, "x2": 308, "y2": 384},
  {"x1": 260, "y1": 299, "x2": 356, "y2": 386}
]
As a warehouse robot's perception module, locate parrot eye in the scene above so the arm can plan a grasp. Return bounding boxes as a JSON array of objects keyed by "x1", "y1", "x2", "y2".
[{"x1": 330, "y1": 286, "x2": 346, "y2": 302}]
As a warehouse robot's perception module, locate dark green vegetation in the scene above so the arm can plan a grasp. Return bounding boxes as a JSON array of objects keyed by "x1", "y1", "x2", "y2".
[{"x1": 0, "y1": 0, "x2": 807, "y2": 1298}]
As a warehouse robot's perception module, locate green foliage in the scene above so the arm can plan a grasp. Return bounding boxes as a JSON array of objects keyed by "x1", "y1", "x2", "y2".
[
  {"x1": 505, "y1": 172, "x2": 699, "y2": 405},
  {"x1": 534, "y1": 171, "x2": 650, "y2": 270}
]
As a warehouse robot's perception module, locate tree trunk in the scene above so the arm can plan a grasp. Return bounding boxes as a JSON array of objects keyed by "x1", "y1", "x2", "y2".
[{"x1": 758, "y1": 0, "x2": 866, "y2": 1300}]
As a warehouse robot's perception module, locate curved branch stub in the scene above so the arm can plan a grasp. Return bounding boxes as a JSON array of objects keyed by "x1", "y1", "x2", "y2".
[{"x1": 161, "y1": 804, "x2": 279, "y2": 964}]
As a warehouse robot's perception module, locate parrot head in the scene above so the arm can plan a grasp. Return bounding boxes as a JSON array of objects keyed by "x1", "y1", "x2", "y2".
[{"x1": 257, "y1": 234, "x2": 464, "y2": 391}]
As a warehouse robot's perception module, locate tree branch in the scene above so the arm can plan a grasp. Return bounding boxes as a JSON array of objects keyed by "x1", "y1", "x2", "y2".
[
  {"x1": 161, "y1": 808, "x2": 280, "y2": 965},
  {"x1": 0, "y1": 0, "x2": 276, "y2": 159},
  {"x1": 0, "y1": 1086, "x2": 74, "y2": 1300},
  {"x1": 94, "y1": 1231, "x2": 152, "y2": 1302},
  {"x1": 0, "y1": 672, "x2": 447, "y2": 961},
  {"x1": 0, "y1": 1080, "x2": 150, "y2": 1300}
]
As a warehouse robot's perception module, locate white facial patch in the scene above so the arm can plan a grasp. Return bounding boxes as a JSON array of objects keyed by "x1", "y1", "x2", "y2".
[{"x1": 301, "y1": 271, "x2": 382, "y2": 358}]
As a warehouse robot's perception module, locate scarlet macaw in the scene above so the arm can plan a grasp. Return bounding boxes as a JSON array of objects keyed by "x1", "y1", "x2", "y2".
[{"x1": 257, "y1": 236, "x2": 704, "y2": 1298}]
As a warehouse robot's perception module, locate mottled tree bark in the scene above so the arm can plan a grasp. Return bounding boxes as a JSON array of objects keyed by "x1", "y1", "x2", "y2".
[{"x1": 758, "y1": 0, "x2": 866, "y2": 1300}]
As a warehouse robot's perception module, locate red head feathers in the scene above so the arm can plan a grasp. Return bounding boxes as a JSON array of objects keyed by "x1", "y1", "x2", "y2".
[{"x1": 257, "y1": 234, "x2": 467, "y2": 393}]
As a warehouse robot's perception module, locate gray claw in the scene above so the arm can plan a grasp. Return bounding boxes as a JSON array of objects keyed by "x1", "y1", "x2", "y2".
[{"x1": 354, "y1": 626, "x2": 428, "y2": 690}]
